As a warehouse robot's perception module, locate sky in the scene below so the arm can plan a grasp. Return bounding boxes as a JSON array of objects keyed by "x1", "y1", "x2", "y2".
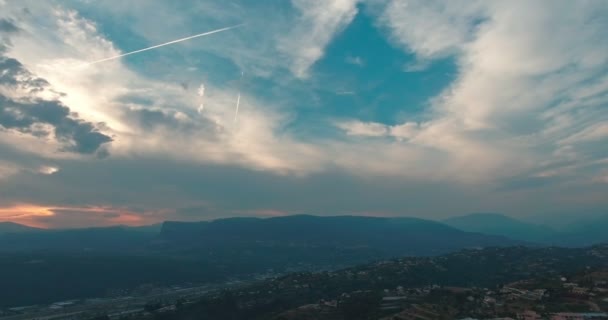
[{"x1": 0, "y1": 0, "x2": 607, "y2": 228}]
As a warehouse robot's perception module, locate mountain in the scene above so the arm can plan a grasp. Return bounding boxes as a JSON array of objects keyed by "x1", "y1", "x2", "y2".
[
  {"x1": 160, "y1": 215, "x2": 519, "y2": 257},
  {"x1": 443, "y1": 212, "x2": 608, "y2": 246},
  {"x1": 557, "y1": 214, "x2": 608, "y2": 246},
  {"x1": 0, "y1": 221, "x2": 42, "y2": 234},
  {"x1": 0, "y1": 225, "x2": 157, "y2": 252},
  {"x1": 0, "y1": 215, "x2": 522, "y2": 308},
  {"x1": 443, "y1": 213, "x2": 556, "y2": 243}
]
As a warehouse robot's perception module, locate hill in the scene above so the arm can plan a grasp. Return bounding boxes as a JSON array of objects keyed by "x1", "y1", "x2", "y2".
[
  {"x1": 160, "y1": 215, "x2": 520, "y2": 257},
  {"x1": 0, "y1": 225, "x2": 157, "y2": 252},
  {"x1": 443, "y1": 213, "x2": 608, "y2": 246},
  {"x1": 150, "y1": 244, "x2": 608, "y2": 320},
  {"x1": 557, "y1": 214, "x2": 608, "y2": 246},
  {"x1": 0, "y1": 221, "x2": 42, "y2": 234},
  {"x1": 0, "y1": 215, "x2": 520, "y2": 308},
  {"x1": 443, "y1": 213, "x2": 556, "y2": 243}
]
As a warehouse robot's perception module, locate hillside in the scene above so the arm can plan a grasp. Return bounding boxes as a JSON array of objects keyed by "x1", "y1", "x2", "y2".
[
  {"x1": 0, "y1": 221, "x2": 41, "y2": 234},
  {"x1": 443, "y1": 213, "x2": 556, "y2": 243},
  {"x1": 0, "y1": 215, "x2": 520, "y2": 308},
  {"x1": 160, "y1": 215, "x2": 520, "y2": 257},
  {"x1": 443, "y1": 213, "x2": 608, "y2": 246},
  {"x1": 150, "y1": 245, "x2": 608, "y2": 320},
  {"x1": 0, "y1": 225, "x2": 157, "y2": 252}
]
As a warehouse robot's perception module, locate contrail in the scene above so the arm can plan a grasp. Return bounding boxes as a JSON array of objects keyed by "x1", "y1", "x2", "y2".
[
  {"x1": 197, "y1": 83, "x2": 206, "y2": 114},
  {"x1": 84, "y1": 24, "x2": 243, "y2": 66},
  {"x1": 234, "y1": 93, "x2": 241, "y2": 123},
  {"x1": 233, "y1": 71, "x2": 244, "y2": 123}
]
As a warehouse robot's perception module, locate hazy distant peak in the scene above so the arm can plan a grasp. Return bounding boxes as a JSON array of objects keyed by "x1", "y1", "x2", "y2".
[{"x1": 0, "y1": 221, "x2": 41, "y2": 234}]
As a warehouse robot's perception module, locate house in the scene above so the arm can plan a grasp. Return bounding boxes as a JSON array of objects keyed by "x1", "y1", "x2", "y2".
[
  {"x1": 517, "y1": 310, "x2": 542, "y2": 320},
  {"x1": 550, "y1": 313, "x2": 608, "y2": 320}
]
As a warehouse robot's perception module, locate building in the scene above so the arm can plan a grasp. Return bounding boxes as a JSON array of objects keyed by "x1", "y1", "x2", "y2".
[
  {"x1": 551, "y1": 313, "x2": 608, "y2": 320},
  {"x1": 518, "y1": 310, "x2": 542, "y2": 320}
]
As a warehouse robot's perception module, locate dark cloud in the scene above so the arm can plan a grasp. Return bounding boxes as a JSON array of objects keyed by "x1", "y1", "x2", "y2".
[
  {"x1": 0, "y1": 19, "x2": 20, "y2": 54},
  {"x1": 0, "y1": 57, "x2": 49, "y2": 91},
  {"x1": 130, "y1": 108, "x2": 181, "y2": 129},
  {"x1": 0, "y1": 56, "x2": 112, "y2": 155},
  {"x1": 1, "y1": 151, "x2": 607, "y2": 227},
  {"x1": 0, "y1": 19, "x2": 20, "y2": 34},
  {"x1": 116, "y1": 94, "x2": 154, "y2": 107},
  {"x1": 123, "y1": 105, "x2": 222, "y2": 138},
  {"x1": 498, "y1": 175, "x2": 558, "y2": 191},
  {"x1": 0, "y1": 96, "x2": 112, "y2": 154},
  {"x1": 0, "y1": 155, "x2": 494, "y2": 218}
]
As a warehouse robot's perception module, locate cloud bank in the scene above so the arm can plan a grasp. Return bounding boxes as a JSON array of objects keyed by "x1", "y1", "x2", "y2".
[{"x1": 0, "y1": 0, "x2": 606, "y2": 227}]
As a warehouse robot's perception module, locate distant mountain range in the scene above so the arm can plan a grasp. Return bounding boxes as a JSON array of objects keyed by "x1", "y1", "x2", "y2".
[
  {"x1": 3, "y1": 212, "x2": 608, "y2": 253},
  {"x1": 1, "y1": 214, "x2": 607, "y2": 308},
  {"x1": 0, "y1": 221, "x2": 42, "y2": 234},
  {"x1": 0, "y1": 224, "x2": 160, "y2": 252},
  {"x1": 159, "y1": 215, "x2": 518, "y2": 256},
  {"x1": 443, "y1": 213, "x2": 555, "y2": 243},
  {"x1": 443, "y1": 212, "x2": 608, "y2": 246},
  {"x1": 0, "y1": 215, "x2": 521, "y2": 262},
  {"x1": 0, "y1": 215, "x2": 522, "y2": 307}
]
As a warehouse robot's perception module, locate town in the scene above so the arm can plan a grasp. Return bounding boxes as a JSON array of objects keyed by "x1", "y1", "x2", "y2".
[{"x1": 2, "y1": 246, "x2": 608, "y2": 320}]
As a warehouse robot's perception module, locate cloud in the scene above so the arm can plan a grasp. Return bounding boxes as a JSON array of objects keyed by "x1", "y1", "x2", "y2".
[
  {"x1": 375, "y1": 0, "x2": 608, "y2": 183},
  {"x1": 0, "y1": 95, "x2": 113, "y2": 154},
  {"x1": 345, "y1": 55, "x2": 364, "y2": 67},
  {"x1": 335, "y1": 120, "x2": 421, "y2": 141},
  {"x1": 38, "y1": 165, "x2": 59, "y2": 175},
  {"x1": 380, "y1": 0, "x2": 484, "y2": 59},
  {"x1": 389, "y1": 122, "x2": 419, "y2": 140},
  {"x1": 278, "y1": 0, "x2": 359, "y2": 77},
  {"x1": 0, "y1": 55, "x2": 112, "y2": 155},
  {"x1": 0, "y1": 3, "x2": 328, "y2": 174},
  {"x1": 0, "y1": 204, "x2": 151, "y2": 228},
  {"x1": 0, "y1": 57, "x2": 48, "y2": 91},
  {"x1": 0, "y1": 160, "x2": 19, "y2": 179},
  {"x1": 336, "y1": 120, "x2": 388, "y2": 137},
  {"x1": 1, "y1": 0, "x2": 608, "y2": 226},
  {"x1": 196, "y1": 83, "x2": 205, "y2": 113},
  {"x1": 0, "y1": 18, "x2": 19, "y2": 33}
]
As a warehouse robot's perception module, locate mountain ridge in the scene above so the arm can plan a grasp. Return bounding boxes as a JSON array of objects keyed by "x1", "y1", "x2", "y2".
[
  {"x1": 159, "y1": 214, "x2": 522, "y2": 256},
  {"x1": 0, "y1": 221, "x2": 42, "y2": 234}
]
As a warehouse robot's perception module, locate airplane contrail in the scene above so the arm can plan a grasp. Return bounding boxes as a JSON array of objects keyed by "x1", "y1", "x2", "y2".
[
  {"x1": 234, "y1": 92, "x2": 241, "y2": 123},
  {"x1": 233, "y1": 71, "x2": 244, "y2": 123},
  {"x1": 197, "y1": 83, "x2": 206, "y2": 114},
  {"x1": 83, "y1": 24, "x2": 243, "y2": 66}
]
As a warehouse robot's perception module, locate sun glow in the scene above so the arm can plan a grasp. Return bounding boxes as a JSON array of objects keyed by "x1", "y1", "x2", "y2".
[{"x1": 0, "y1": 204, "x2": 149, "y2": 228}]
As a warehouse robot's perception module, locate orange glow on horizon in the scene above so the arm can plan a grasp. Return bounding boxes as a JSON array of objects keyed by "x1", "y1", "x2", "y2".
[
  {"x1": 0, "y1": 205, "x2": 56, "y2": 228},
  {"x1": 0, "y1": 204, "x2": 153, "y2": 229}
]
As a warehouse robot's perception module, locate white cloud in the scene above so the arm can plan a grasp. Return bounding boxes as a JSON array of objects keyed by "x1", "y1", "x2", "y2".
[
  {"x1": 38, "y1": 165, "x2": 59, "y2": 175},
  {"x1": 389, "y1": 122, "x2": 419, "y2": 140},
  {"x1": 559, "y1": 123, "x2": 608, "y2": 145},
  {"x1": 335, "y1": 120, "x2": 420, "y2": 141},
  {"x1": 278, "y1": 0, "x2": 359, "y2": 77},
  {"x1": 71, "y1": 0, "x2": 359, "y2": 79},
  {"x1": 375, "y1": 0, "x2": 608, "y2": 183},
  {"x1": 1, "y1": 3, "x2": 328, "y2": 174},
  {"x1": 380, "y1": 0, "x2": 484, "y2": 58},
  {"x1": 0, "y1": 160, "x2": 18, "y2": 179},
  {"x1": 336, "y1": 120, "x2": 388, "y2": 137},
  {"x1": 2, "y1": 0, "x2": 607, "y2": 189},
  {"x1": 345, "y1": 55, "x2": 364, "y2": 67}
]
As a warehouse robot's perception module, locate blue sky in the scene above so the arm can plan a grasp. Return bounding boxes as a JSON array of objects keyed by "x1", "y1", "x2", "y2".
[{"x1": 0, "y1": 0, "x2": 607, "y2": 228}]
